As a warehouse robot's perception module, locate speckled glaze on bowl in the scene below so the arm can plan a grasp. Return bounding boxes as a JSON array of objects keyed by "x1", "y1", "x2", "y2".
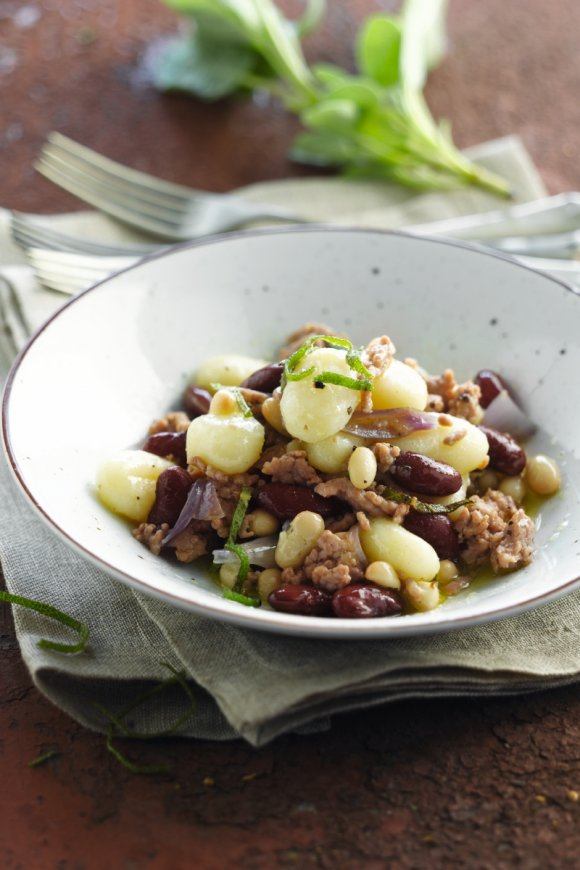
[{"x1": 3, "y1": 228, "x2": 580, "y2": 638}]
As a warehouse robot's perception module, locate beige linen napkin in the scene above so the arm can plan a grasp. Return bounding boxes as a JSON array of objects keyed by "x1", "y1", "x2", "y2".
[{"x1": 1, "y1": 136, "x2": 579, "y2": 746}]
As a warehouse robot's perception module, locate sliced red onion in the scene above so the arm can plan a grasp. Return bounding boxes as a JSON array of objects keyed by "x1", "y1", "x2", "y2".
[
  {"x1": 212, "y1": 536, "x2": 278, "y2": 569},
  {"x1": 347, "y1": 524, "x2": 368, "y2": 568},
  {"x1": 344, "y1": 408, "x2": 437, "y2": 440},
  {"x1": 163, "y1": 478, "x2": 224, "y2": 546},
  {"x1": 483, "y1": 390, "x2": 537, "y2": 440}
]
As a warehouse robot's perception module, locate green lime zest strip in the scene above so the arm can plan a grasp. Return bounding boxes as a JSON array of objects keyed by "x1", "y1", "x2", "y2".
[
  {"x1": 29, "y1": 749, "x2": 59, "y2": 768},
  {"x1": 225, "y1": 486, "x2": 252, "y2": 591},
  {"x1": 346, "y1": 346, "x2": 373, "y2": 380},
  {"x1": 317, "y1": 371, "x2": 373, "y2": 391},
  {"x1": 282, "y1": 333, "x2": 374, "y2": 392},
  {"x1": 222, "y1": 588, "x2": 261, "y2": 608},
  {"x1": 0, "y1": 590, "x2": 89, "y2": 654},
  {"x1": 95, "y1": 663, "x2": 196, "y2": 775}
]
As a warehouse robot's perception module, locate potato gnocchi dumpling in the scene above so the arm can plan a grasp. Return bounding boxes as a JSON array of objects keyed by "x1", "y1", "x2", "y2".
[
  {"x1": 392, "y1": 415, "x2": 489, "y2": 474},
  {"x1": 360, "y1": 518, "x2": 440, "y2": 582},
  {"x1": 372, "y1": 359, "x2": 428, "y2": 411},
  {"x1": 186, "y1": 390, "x2": 265, "y2": 474},
  {"x1": 280, "y1": 347, "x2": 360, "y2": 443},
  {"x1": 195, "y1": 354, "x2": 268, "y2": 391},
  {"x1": 104, "y1": 323, "x2": 558, "y2": 621},
  {"x1": 306, "y1": 431, "x2": 363, "y2": 473},
  {"x1": 96, "y1": 450, "x2": 174, "y2": 522}
]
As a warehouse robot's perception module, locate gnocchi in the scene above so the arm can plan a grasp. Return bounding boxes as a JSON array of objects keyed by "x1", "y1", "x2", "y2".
[
  {"x1": 96, "y1": 450, "x2": 173, "y2": 522},
  {"x1": 195, "y1": 354, "x2": 268, "y2": 391},
  {"x1": 372, "y1": 359, "x2": 428, "y2": 411},
  {"x1": 306, "y1": 432, "x2": 363, "y2": 473},
  {"x1": 280, "y1": 347, "x2": 360, "y2": 443},
  {"x1": 186, "y1": 388, "x2": 265, "y2": 473},
  {"x1": 360, "y1": 518, "x2": 440, "y2": 582},
  {"x1": 391, "y1": 415, "x2": 489, "y2": 474}
]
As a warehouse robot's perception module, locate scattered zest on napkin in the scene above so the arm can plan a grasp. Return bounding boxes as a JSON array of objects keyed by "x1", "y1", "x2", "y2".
[{"x1": 1, "y1": 136, "x2": 578, "y2": 747}]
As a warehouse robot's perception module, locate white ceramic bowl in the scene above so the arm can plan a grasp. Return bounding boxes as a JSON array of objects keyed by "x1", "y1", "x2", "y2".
[{"x1": 3, "y1": 228, "x2": 580, "y2": 638}]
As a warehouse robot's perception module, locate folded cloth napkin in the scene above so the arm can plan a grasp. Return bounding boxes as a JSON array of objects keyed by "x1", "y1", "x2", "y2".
[{"x1": 1, "y1": 136, "x2": 579, "y2": 746}]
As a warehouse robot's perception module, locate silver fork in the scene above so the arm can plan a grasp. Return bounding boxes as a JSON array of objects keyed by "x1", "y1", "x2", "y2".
[
  {"x1": 11, "y1": 211, "x2": 163, "y2": 257},
  {"x1": 36, "y1": 132, "x2": 305, "y2": 241},
  {"x1": 25, "y1": 248, "x2": 138, "y2": 294}
]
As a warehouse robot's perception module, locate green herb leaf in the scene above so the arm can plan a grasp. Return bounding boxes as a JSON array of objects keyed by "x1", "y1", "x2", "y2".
[
  {"x1": 356, "y1": 14, "x2": 401, "y2": 87},
  {"x1": 222, "y1": 588, "x2": 261, "y2": 607},
  {"x1": 382, "y1": 486, "x2": 471, "y2": 515},
  {"x1": 154, "y1": 31, "x2": 256, "y2": 100},
  {"x1": 0, "y1": 590, "x2": 89, "y2": 654},
  {"x1": 225, "y1": 486, "x2": 252, "y2": 591}
]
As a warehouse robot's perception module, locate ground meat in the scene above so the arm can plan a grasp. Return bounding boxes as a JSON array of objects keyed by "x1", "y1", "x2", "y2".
[
  {"x1": 187, "y1": 459, "x2": 258, "y2": 538},
  {"x1": 148, "y1": 411, "x2": 190, "y2": 435},
  {"x1": 170, "y1": 526, "x2": 209, "y2": 563},
  {"x1": 362, "y1": 335, "x2": 396, "y2": 376},
  {"x1": 356, "y1": 511, "x2": 371, "y2": 532},
  {"x1": 281, "y1": 529, "x2": 365, "y2": 591},
  {"x1": 278, "y1": 322, "x2": 336, "y2": 360},
  {"x1": 253, "y1": 442, "x2": 287, "y2": 472},
  {"x1": 315, "y1": 478, "x2": 409, "y2": 522},
  {"x1": 426, "y1": 369, "x2": 483, "y2": 424},
  {"x1": 452, "y1": 489, "x2": 534, "y2": 572},
  {"x1": 373, "y1": 442, "x2": 401, "y2": 474},
  {"x1": 133, "y1": 522, "x2": 169, "y2": 556},
  {"x1": 325, "y1": 512, "x2": 356, "y2": 533},
  {"x1": 426, "y1": 394, "x2": 445, "y2": 412},
  {"x1": 262, "y1": 450, "x2": 321, "y2": 486}
]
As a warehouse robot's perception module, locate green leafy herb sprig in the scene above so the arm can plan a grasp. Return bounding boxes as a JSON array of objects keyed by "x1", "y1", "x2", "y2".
[
  {"x1": 156, "y1": 0, "x2": 510, "y2": 198},
  {"x1": 282, "y1": 334, "x2": 373, "y2": 392}
]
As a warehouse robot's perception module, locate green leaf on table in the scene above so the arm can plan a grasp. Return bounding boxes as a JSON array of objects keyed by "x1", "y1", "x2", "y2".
[
  {"x1": 356, "y1": 14, "x2": 401, "y2": 87},
  {"x1": 154, "y1": 31, "x2": 256, "y2": 100}
]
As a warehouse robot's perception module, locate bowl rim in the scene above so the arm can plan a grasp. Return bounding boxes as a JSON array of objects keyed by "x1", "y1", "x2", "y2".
[{"x1": 3, "y1": 225, "x2": 580, "y2": 638}]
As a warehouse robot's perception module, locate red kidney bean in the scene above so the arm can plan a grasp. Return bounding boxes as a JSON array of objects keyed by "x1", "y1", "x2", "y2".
[
  {"x1": 241, "y1": 362, "x2": 284, "y2": 394},
  {"x1": 148, "y1": 467, "x2": 193, "y2": 527},
  {"x1": 475, "y1": 370, "x2": 510, "y2": 409},
  {"x1": 256, "y1": 482, "x2": 342, "y2": 520},
  {"x1": 269, "y1": 584, "x2": 333, "y2": 616},
  {"x1": 479, "y1": 425, "x2": 526, "y2": 475},
  {"x1": 143, "y1": 431, "x2": 187, "y2": 465},
  {"x1": 332, "y1": 583, "x2": 402, "y2": 619},
  {"x1": 182, "y1": 385, "x2": 211, "y2": 418},
  {"x1": 403, "y1": 512, "x2": 459, "y2": 560},
  {"x1": 390, "y1": 451, "x2": 462, "y2": 496}
]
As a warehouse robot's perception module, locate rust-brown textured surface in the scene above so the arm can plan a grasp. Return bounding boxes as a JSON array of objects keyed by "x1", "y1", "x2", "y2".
[{"x1": 1, "y1": 1, "x2": 579, "y2": 867}]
